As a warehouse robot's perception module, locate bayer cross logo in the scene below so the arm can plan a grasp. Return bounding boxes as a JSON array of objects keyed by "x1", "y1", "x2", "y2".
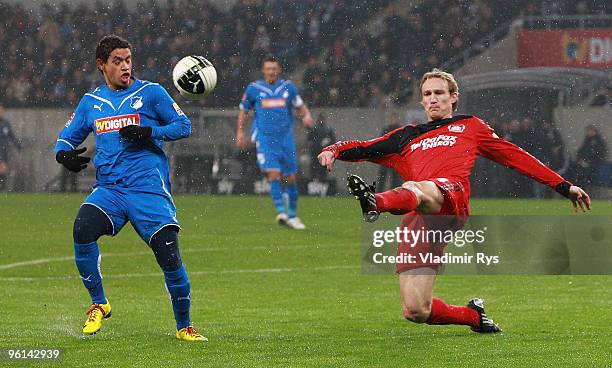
[{"x1": 448, "y1": 124, "x2": 465, "y2": 133}]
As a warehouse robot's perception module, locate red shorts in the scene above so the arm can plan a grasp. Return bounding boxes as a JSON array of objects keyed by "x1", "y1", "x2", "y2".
[{"x1": 395, "y1": 178, "x2": 470, "y2": 273}]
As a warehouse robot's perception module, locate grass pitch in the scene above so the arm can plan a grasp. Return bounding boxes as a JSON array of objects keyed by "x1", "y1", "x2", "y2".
[{"x1": 0, "y1": 193, "x2": 610, "y2": 367}]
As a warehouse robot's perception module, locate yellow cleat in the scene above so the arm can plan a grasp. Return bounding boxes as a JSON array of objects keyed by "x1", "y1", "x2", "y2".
[
  {"x1": 82, "y1": 301, "x2": 112, "y2": 335},
  {"x1": 176, "y1": 326, "x2": 208, "y2": 342}
]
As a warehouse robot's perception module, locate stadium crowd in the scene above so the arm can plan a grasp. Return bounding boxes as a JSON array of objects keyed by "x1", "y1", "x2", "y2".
[
  {"x1": 0, "y1": 0, "x2": 387, "y2": 108},
  {"x1": 301, "y1": 0, "x2": 610, "y2": 107},
  {"x1": 472, "y1": 117, "x2": 609, "y2": 197},
  {"x1": 1, "y1": 0, "x2": 609, "y2": 109}
]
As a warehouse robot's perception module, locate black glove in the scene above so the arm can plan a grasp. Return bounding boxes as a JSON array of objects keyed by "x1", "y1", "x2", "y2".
[
  {"x1": 56, "y1": 147, "x2": 90, "y2": 173},
  {"x1": 119, "y1": 125, "x2": 152, "y2": 142}
]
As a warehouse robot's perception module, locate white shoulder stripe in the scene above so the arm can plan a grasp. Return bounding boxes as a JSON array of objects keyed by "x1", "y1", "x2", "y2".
[
  {"x1": 56, "y1": 139, "x2": 75, "y2": 149},
  {"x1": 274, "y1": 80, "x2": 290, "y2": 95},
  {"x1": 85, "y1": 93, "x2": 116, "y2": 110},
  {"x1": 117, "y1": 82, "x2": 158, "y2": 111},
  {"x1": 252, "y1": 83, "x2": 273, "y2": 95}
]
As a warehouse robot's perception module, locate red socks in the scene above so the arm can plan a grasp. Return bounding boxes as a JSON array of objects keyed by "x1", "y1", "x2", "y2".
[
  {"x1": 426, "y1": 297, "x2": 480, "y2": 327},
  {"x1": 375, "y1": 188, "x2": 419, "y2": 215}
]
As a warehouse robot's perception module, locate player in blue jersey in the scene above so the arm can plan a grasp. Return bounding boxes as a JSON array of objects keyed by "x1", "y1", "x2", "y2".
[
  {"x1": 236, "y1": 56, "x2": 314, "y2": 229},
  {"x1": 54, "y1": 35, "x2": 206, "y2": 342}
]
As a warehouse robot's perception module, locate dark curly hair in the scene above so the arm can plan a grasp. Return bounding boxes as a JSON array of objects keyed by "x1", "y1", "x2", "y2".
[{"x1": 95, "y1": 35, "x2": 131, "y2": 73}]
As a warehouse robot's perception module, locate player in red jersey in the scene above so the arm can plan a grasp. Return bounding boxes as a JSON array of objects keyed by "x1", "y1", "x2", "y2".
[{"x1": 318, "y1": 69, "x2": 591, "y2": 333}]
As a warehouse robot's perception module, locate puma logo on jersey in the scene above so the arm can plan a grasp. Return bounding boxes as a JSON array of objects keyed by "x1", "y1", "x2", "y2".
[
  {"x1": 411, "y1": 135, "x2": 458, "y2": 152},
  {"x1": 94, "y1": 103, "x2": 103, "y2": 111},
  {"x1": 95, "y1": 114, "x2": 141, "y2": 134}
]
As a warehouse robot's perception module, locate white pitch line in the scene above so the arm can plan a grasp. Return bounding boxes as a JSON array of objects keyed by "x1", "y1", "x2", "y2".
[
  {"x1": 0, "y1": 265, "x2": 359, "y2": 282},
  {"x1": 0, "y1": 256, "x2": 75, "y2": 271},
  {"x1": 0, "y1": 243, "x2": 346, "y2": 271}
]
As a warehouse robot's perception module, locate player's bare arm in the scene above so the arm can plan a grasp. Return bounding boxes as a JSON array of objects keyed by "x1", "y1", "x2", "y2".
[
  {"x1": 295, "y1": 104, "x2": 314, "y2": 128},
  {"x1": 236, "y1": 109, "x2": 249, "y2": 149}
]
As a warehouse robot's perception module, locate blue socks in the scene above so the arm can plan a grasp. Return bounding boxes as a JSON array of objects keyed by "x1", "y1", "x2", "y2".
[
  {"x1": 284, "y1": 182, "x2": 299, "y2": 218},
  {"x1": 74, "y1": 241, "x2": 107, "y2": 305},
  {"x1": 269, "y1": 179, "x2": 285, "y2": 215},
  {"x1": 75, "y1": 241, "x2": 192, "y2": 330},
  {"x1": 164, "y1": 264, "x2": 191, "y2": 330},
  {"x1": 269, "y1": 179, "x2": 299, "y2": 217}
]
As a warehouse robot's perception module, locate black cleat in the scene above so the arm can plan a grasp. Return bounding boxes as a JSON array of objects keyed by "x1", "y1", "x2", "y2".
[
  {"x1": 347, "y1": 174, "x2": 379, "y2": 222},
  {"x1": 467, "y1": 298, "x2": 502, "y2": 333}
]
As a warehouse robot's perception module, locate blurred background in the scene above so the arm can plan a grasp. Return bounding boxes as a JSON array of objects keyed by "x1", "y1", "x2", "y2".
[{"x1": 0, "y1": 0, "x2": 610, "y2": 198}]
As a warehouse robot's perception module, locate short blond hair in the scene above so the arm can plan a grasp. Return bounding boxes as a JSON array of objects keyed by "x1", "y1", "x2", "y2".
[{"x1": 419, "y1": 68, "x2": 459, "y2": 111}]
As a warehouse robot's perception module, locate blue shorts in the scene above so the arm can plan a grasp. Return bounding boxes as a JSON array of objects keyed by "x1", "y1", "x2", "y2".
[
  {"x1": 255, "y1": 139, "x2": 298, "y2": 176},
  {"x1": 82, "y1": 175, "x2": 180, "y2": 245}
]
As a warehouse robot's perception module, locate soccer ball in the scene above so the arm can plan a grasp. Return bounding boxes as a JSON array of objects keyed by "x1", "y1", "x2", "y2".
[{"x1": 172, "y1": 56, "x2": 217, "y2": 100}]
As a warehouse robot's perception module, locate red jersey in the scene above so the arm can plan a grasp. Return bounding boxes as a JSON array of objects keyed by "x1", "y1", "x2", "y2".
[{"x1": 322, "y1": 115, "x2": 571, "y2": 199}]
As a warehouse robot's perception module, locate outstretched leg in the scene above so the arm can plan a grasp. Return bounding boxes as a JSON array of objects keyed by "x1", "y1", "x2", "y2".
[
  {"x1": 377, "y1": 180, "x2": 444, "y2": 215},
  {"x1": 348, "y1": 175, "x2": 444, "y2": 221}
]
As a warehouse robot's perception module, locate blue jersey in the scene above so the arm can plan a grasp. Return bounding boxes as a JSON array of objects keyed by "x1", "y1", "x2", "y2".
[
  {"x1": 239, "y1": 79, "x2": 303, "y2": 142},
  {"x1": 54, "y1": 78, "x2": 191, "y2": 187}
]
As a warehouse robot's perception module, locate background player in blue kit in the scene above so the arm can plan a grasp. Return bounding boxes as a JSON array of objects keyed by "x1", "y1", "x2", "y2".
[
  {"x1": 236, "y1": 56, "x2": 314, "y2": 230},
  {"x1": 54, "y1": 35, "x2": 206, "y2": 342}
]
